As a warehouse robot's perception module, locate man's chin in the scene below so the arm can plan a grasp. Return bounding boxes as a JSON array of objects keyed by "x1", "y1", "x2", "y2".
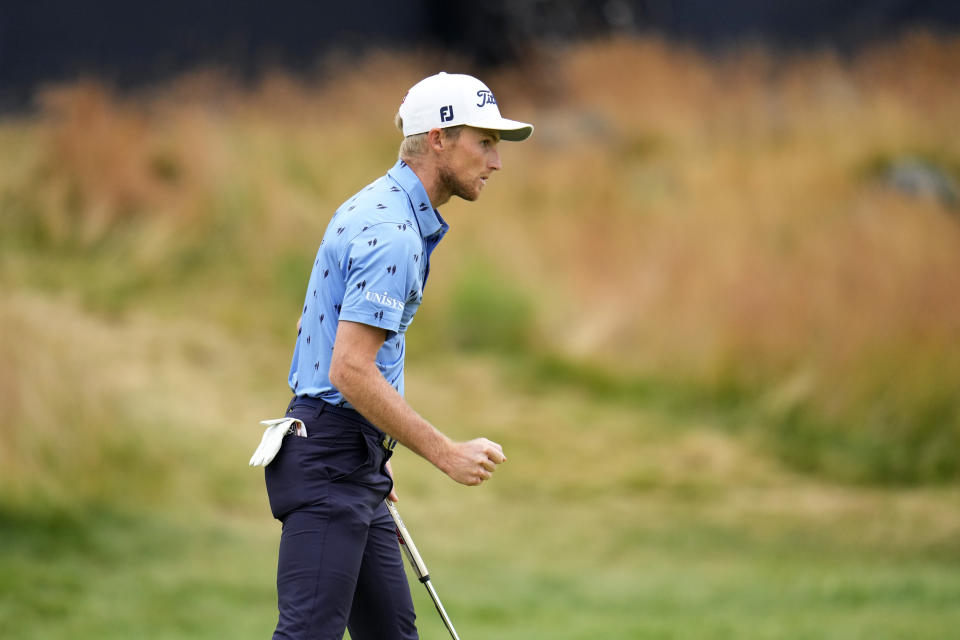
[{"x1": 454, "y1": 188, "x2": 481, "y2": 202}]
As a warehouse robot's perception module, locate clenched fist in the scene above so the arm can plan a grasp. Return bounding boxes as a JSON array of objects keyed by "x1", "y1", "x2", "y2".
[{"x1": 439, "y1": 438, "x2": 507, "y2": 486}]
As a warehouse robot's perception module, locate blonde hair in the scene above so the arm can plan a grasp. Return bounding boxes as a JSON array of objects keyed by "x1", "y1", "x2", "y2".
[{"x1": 395, "y1": 112, "x2": 461, "y2": 161}]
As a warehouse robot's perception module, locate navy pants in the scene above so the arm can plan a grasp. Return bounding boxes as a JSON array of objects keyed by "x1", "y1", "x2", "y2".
[{"x1": 265, "y1": 396, "x2": 418, "y2": 640}]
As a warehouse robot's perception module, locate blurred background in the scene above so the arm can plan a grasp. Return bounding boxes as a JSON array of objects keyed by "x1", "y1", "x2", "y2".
[{"x1": 2, "y1": 2, "x2": 959, "y2": 638}]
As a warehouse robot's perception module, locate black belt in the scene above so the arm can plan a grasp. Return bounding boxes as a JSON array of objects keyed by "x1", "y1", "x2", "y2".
[{"x1": 288, "y1": 395, "x2": 398, "y2": 451}]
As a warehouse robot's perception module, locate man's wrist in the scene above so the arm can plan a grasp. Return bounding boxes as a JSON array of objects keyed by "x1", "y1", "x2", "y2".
[{"x1": 429, "y1": 433, "x2": 456, "y2": 474}]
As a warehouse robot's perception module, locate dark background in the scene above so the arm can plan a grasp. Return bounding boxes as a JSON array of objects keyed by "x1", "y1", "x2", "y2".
[{"x1": 1, "y1": 0, "x2": 958, "y2": 109}]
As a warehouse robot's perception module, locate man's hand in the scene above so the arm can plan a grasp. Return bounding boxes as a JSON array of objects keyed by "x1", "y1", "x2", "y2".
[
  {"x1": 439, "y1": 438, "x2": 507, "y2": 486},
  {"x1": 385, "y1": 460, "x2": 399, "y2": 502}
]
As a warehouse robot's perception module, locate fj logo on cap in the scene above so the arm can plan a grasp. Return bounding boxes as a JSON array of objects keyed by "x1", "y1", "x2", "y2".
[
  {"x1": 476, "y1": 90, "x2": 496, "y2": 107},
  {"x1": 440, "y1": 105, "x2": 454, "y2": 122}
]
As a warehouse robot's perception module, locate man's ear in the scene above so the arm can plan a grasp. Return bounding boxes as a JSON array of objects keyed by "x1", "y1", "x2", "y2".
[{"x1": 427, "y1": 128, "x2": 445, "y2": 153}]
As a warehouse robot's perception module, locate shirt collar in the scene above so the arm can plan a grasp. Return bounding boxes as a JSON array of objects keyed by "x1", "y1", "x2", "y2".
[{"x1": 387, "y1": 159, "x2": 449, "y2": 240}]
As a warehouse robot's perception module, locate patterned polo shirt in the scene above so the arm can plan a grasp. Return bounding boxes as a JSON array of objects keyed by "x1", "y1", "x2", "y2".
[{"x1": 287, "y1": 159, "x2": 449, "y2": 406}]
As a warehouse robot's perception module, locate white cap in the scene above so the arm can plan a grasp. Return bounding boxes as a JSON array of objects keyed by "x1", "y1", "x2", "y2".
[{"x1": 398, "y1": 72, "x2": 533, "y2": 142}]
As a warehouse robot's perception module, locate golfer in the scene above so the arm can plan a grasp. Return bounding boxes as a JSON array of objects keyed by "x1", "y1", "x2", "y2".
[{"x1": 265, "y1": 72, "x2": 533, "y2": 639}]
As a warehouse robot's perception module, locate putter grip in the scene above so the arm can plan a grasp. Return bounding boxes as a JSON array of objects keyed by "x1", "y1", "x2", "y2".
[{"x1": 385, "y1": 500, "x2": 431, "y2": 581}]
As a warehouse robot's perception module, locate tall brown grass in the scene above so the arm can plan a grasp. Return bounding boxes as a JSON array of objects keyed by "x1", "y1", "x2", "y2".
[{"x1": 2, "y1": 33, "x2": 959, "y2": 483}]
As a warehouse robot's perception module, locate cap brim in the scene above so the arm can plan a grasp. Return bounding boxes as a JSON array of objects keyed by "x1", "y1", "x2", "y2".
[{"x1": 464, "y1": 117, "x2": 534, "y2": 142}]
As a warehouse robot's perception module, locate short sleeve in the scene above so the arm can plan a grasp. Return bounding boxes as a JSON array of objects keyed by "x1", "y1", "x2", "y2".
[{"x1": 339, "y1": 224, "x2": 420, "y2": 334}]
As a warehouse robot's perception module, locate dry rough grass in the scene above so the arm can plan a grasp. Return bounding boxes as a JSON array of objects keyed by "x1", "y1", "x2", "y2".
[{"x1": 2, "y1": 33, "x2": 959, "y2": 485}]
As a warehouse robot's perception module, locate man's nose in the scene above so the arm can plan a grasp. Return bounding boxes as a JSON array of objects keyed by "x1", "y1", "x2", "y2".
[{"x1": 489, "y1": 149, "x2": 502, "y2": 171}]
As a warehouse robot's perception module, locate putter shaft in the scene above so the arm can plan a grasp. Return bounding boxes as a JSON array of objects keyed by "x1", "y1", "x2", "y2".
[{"x1": 385, "y1": 500, "x2": 462, "y2": 640}]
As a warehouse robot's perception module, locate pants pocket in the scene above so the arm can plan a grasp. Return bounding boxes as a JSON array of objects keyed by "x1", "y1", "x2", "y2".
[
  {"x1": 264, "y1": 436, "x2": 318, "y2": 520},
  {"x1": 312, "y1": 433, "x2": 371, "y2": 482},
  {"x1": 266, "y1": 403, "x2": 386, "y2": 519},
  {"x1": 307, "y1": 411, "x2": 372, "y2": 481}
]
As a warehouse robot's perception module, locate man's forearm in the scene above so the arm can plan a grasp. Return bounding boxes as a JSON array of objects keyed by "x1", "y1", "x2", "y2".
[
  {"x1": 330, "y1": 358, "x2": 453, "y2": 473},
  {"x1": 329, "y1": 320, "x2": 504, "y2": 486}
]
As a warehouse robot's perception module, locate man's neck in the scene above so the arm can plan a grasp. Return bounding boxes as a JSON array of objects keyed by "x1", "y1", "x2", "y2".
[{"x1": 402, "y1": 156, "x2": 451, "y2": 208}]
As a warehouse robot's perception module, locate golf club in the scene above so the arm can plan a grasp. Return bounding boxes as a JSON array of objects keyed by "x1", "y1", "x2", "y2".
[{"x1": 385, "y1": 499, "x2": 462, "y2": 640}]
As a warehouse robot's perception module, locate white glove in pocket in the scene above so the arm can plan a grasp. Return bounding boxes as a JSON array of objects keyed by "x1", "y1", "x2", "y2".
[{"x1": 249, "y1": 418, "x2": 307, "y2": 467}]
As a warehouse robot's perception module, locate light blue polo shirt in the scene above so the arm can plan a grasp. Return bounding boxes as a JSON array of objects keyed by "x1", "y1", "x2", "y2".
[{"x1": 288, "y1": 159, "x2": 449, "y2": 406}]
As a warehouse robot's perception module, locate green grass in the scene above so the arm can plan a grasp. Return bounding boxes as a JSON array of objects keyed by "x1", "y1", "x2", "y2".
[
  {"x1": 3, "y1": 260, "x2": 958, "y2": 640},
  {"x1": 4, "y1": 458, "x2": 960, "y2": 639},
  {"x1": 2, "y1": 296, "x2": 958, "y2": 638},
  {"x1": 0, "y1": 506, "x2": 278, "y2": 640}
]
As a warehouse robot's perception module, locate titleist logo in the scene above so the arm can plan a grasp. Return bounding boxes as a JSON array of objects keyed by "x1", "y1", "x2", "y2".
[{"x1": 476, "y1": 90, "x2": 496, "y2": 107}]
